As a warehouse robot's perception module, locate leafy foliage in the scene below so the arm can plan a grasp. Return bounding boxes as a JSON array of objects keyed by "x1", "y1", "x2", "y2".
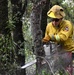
[
  {"x1": 0, "y1": 0, "x2": 74, "y2": 75},
  {"x1": 0, "y1": 34, "x2": 18, "y2": 75}
]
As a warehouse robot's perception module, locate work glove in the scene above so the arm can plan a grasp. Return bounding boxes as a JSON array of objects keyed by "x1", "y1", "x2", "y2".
[
  {"x1": 50, "y1": 34, "x2": 60, "y2": 42},
  {"x1": 42, "y1": 35, "x2": 50, "y2": 44},
  {"x1": 42, "y1": 35, "x2": 50, "y2": 42}
]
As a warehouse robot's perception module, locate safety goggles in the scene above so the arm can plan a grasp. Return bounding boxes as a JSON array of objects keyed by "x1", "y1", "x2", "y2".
[{"x1": 51, "y1": 18, "x2": 60, "y2": 22}]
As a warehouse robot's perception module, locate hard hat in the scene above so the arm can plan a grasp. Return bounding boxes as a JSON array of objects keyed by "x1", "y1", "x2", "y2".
[{"x1": 47, "y1": 5, "x2": 65, "y2": 19}]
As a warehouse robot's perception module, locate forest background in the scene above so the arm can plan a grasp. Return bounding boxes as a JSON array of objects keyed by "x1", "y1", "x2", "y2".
[{"x1": 0, "y1": 0, "x2": 74, "y2": 75}]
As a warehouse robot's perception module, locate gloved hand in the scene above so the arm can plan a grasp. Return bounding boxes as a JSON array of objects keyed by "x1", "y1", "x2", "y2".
[
  {"x1": 42, "y1": 35, "x2": 50, "y2": 43},
  {"x1": 49, "y1": 34, "x2": 60, "y2": 41}
]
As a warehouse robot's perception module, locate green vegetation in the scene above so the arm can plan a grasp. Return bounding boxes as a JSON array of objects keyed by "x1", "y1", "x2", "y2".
[{"x1": 0, "y1": 0, "x2": 74, "y2": 75}]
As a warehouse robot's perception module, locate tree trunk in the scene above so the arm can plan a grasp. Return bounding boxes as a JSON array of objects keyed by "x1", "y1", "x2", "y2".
[{"x1": 30, "y1": 0, "x2": 47, "y2": 74}]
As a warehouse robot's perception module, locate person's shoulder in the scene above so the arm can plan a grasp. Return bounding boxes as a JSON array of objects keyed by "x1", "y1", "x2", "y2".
[
  {"x1": 62, "y1": 19, "x2": 72, "y2": 26},
  {"x1": 63, "y1": 19, "x2": 72, "y2": 24},
  {"x1": 47, "y1": 22, "x2": 52, "y2": 26}
]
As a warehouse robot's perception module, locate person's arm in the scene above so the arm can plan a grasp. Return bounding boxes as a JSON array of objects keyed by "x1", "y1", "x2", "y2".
[
  {"x1": 42, "y1": 25, "x2": 50, "y2": 43},
  {"x1": 54, "y1": 22, "x2": 73, "y2": 42}
]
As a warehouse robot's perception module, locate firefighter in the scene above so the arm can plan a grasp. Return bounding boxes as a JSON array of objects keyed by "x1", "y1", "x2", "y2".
[{"x1": 42, "y1": 5, "x2": 74, "y2": 74}]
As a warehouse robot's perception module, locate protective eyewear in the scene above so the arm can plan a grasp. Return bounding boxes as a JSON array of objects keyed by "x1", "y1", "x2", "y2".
[{"x1": 51, "y1": 18, "x2": 60, "y2": 22}]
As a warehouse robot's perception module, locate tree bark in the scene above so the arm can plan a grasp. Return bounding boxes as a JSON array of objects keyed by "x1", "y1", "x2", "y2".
[{"x1": 30, "y1": 0, "x2": 47, "y2": 74}]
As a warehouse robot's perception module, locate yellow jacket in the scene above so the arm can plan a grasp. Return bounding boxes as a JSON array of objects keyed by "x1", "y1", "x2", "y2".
[{"x1": 43, "y1": 20, "x2": 74, "y2": 51}]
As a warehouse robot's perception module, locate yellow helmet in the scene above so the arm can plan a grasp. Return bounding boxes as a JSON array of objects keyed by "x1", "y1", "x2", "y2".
[{"x1": 47, "y1": 5, "x2": 65, "y2": 19}]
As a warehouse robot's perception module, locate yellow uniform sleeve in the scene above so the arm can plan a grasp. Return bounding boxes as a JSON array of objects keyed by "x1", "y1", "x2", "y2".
[
  {"x1": 42, "y1": 25, "x2": 50, "y2": 42},
  {"x1": 55, "y1": 22, "x2": 73, "y2": 42}
]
